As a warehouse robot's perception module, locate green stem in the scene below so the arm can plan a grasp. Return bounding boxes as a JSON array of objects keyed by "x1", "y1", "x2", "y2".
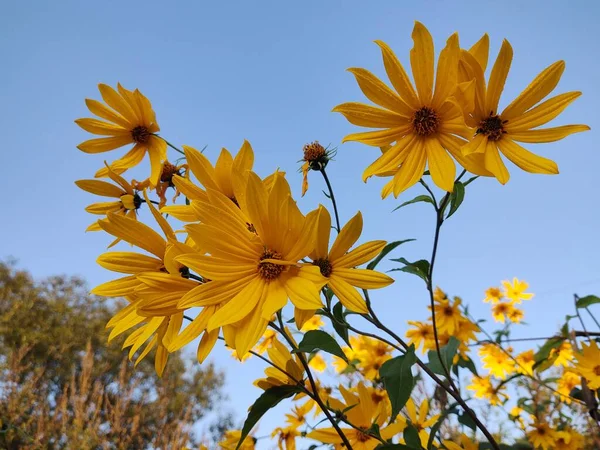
[
  {"x1": 156, "y1": 135, "x2": 185, "y2": 156},
  {"x1": 319, "y1": 168, "x2": 341, "y2": 233}
]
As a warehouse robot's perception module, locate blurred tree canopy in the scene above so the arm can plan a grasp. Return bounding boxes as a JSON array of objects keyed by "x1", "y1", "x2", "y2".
[{"x1": 0, "y1": 259, "x2": 226, "y2": 449}]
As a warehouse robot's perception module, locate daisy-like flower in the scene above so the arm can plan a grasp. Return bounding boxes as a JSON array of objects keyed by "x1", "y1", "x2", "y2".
[
  {"x1": 404, "y1": 398, "x2": 440, "y2": 448},
  {"x1": 219, "y1": 430, "x2": 256, "y2": 450},
  {"x1": 478, "y1": 343, "x2": 515, "y2": 379},
  {"x1": 254, "y1": 329, "x2": 277, "y2": 355},
  {"x1": 160, "y1": 141, "x2": 255, "y2": 221},
  {"x1": 483, "y1": 286, "x2": 504, "y2": 304},
  {"x1": 491, "y1": 301, "x2": 515, "y2": 323},
  {"x1": 301, "y1": 314, "x2": 324, "y2": 331},
  {"x1": 75, "y1": 83, "x2": 167, "y2": 186},
  {"x1": 272, "y1": 427, "x2": 300, "y2": 450},
  {"x1": 406, "y1": 320, "x2": 435, "y2": 353},
  {"x1": 467, "y1": 375, "x2": 508, "y2": 406},
  {"x1": 526, "y1": 422, "x2": 558, "y2": 450},
  {"x1": 502, "y1": 277, "x2": 534, "y2": 303},
  {"x1": 334, "y1": 21, "x2": 490, "y2": 198},
  {"x1": 459, "y1": 39, "x2": 589, "y2": 184},
  {"x1": 556, "y1": 370, "x2": 581, "y2": 403},
  {"x1": 176, "y1": 172, "x2": 325, "y2": 356},
  {"x1": 550, "y1": 341, "x2": 574, "y2": 368},
  {"x1": 574, "y1": 339, "x2": 600, "y2": 389},
  {"x1": 254, "y1": 336, "x2": 305, "y2": 390},
  {"x1": 75, "y1": 166, "x2": 142, "y2": 235},
  {"x1": 554, "y1": 428, "x2": 585, "y2": 450},
  {"x1": 310, "y1": 207, "x2": 394, "y2": 313},
  {"x1": 507, "y1": 306, "x2": 524, "y2": 324},
  {"x1": 430, "y1": 295, "x2": 462, "y2": 334},
  {"x1": 307, "y1": 382, "x2": 404, "y2": 450},
  {"x1": 515, "y1": 349, "x2": 535, "y2": 376},
  {"x1": 135, "y1": 160, "x2": 187, "y2": 208}
]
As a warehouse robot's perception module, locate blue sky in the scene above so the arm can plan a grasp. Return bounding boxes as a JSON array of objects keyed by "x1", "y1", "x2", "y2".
[{"x1": 2, "y1": 0, "x2": 600, "y2": 446}]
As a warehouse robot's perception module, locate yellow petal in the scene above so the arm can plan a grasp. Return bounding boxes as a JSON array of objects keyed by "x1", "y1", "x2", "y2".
[
  {"x1": 261, "y1": 279, "x2": 288, "y2": 320},
  {"x1": 183, "y1": 145, "x2": 219, "y2": 190},
  {"x1": 232, "y1": 139, "x2": 255, "y2": 174},
  {"x1": 143, "y1": 189, "x2": 175, "y2": 240},
  {"x1": 91, "y1": 275, "x2": 142, "y2": 297},
  {"x1": 508, "y1": 124, "x2": 590, "y2": 143},
  {"x1": 392, "y1": 140, "x2": 427, "y2": 197},
  {"x1": 185, "y1": 223, "x2": 261, "y2": 262},
  {"x1": 362, "y1": 133, "x2": 416, "y2": 181},
  {"x1": 410, "y1": 21, "x2": 434, "y2": 104},
  {"x1": 172, "y1": 175, "x2": 208, "y2": 201},
  {"x1": 334, "y1": 240, "x2": 387, "y2": 268},
  {"x1": 98, "y1": 83, "x2": 139, "y2": 125},
  {"x1": 329, "y1": 212, "x2": 362, "y2": 261},
  {"x1": 341, "y1": 126, "x2": 411, "y2": 147},
  {"x1": 85, "y1": 201, "x2": 122, "y2": 214},
  {"x1": 75, "y1": 118, "x2": 128, "y2": 136},
  {"x1": 328, "y1": 277, "x2": 368, "y2": 313},
  {"x1": 333, "y1": 269, "x2": 394, "y2": 290},
  {"x1": 460, "y1": 133, "x2": 487, "y2": 156},
  {"x1": 97, "y1": 252, "x2": 163, "y2": 274},
  {"x1": 497, "y1": 138, "x2": 558, "y2": 175},
  {"x1": 306, "y1": 428, "x2": 346, "y2": 444},
  {"x1": 502, "y1": 61, "x2": 565, "y2": 120},
  {"x1": 148, "y1": 137, "x2": 166, "y2": 187},
  {"x1": 374, "y1": 40, "x2": 420, "y2": 110},
  {"x1": 425, "y1": 137, "x2": 455, "y2": 192},
  {"x1": 439, "y1": 134, "x2": 492, "y2": 177},
  {"x1": 432, "y1": 33, "x2": 459, "y2": 110},
  {"x1": 347, "y1": 68, "x2": 413, "y2": 117},
  {"x1": 95, "y1": 144, "x2": 146, "y2": 178},
  {"x1": 332, "y1": 102, "x2": 408, "y2": 128},
  {"x1": 77, "y1": 135, "x2": 133, "y2": 154},
  {"x1": 99, "y1": 213, "x2": 166, "y2": 258},
  {"x1": 484, "y1": 141, "x2": 510, "y2": 184},
  {"x1": 84, "y1": 98, "x2": 131, "y2": 129},
  {"x1": 178, "y1": 276, "x2": 255, "y2": 308},
  {"x1": 468, "y1": 34, "x2": 489, "y2": 72},
  {"x1": 207, "y1": 278, "x2": 265, "y2": 330},
  {"x1": 234, "y1": 305, "x2": 269, "y2": 357},
  {"x1": 162, "y1": 312, "x2": 183, "y2": 349},
  {"x1": 176, "y1": 254, "x2": 256, "y2": 281},
  {"x1": 169, "y1": 307, "x2": 213, "y2": 352},
  {"x1": 294, "y1": 307, "x2": 316, "y2": 330},
  {"x1": 198, "y1": 329, "x2": 220, "y2": 363},
  {"x1": 282, "y1": 275, "x2": 323, "y2": 310},
  {"x1": 213, "y1": 148, "x2": 235, "y2": 197},
  {"x1": 485, "y1": 39, "x2": 513, "y2": 114},
  {"x1": 155, "y1": 345, "x2": 168, "y2": 377},
  {"x1": 504, "y1": 91, "x2": 582, "y2": 132},
  {"x1": 160, "y1": 204, "x2": 199, "y2": 222},
  {"x1": 244, "y1": 172, "x2": 270, "y2": 239},
  {"x1": 313, "y1": 205, "x2": 331, "y2": 260}
]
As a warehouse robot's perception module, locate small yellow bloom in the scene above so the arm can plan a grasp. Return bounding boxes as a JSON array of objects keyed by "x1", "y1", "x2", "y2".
[
  {"x1": 550, "y1": 341, "x2": 574, "y2": 368},
  {"x1": 301, "y1": 315, "x2": 324, "y2": 331},
  {"x1": 308, "y1": 353, "x2": 327, "y2": 372},
  {"x1": 483, "y1": 286, "x2": 504, "y2": 304},
  {"x1": 406, "y1": 320, "x2": 435, "y2": 353},
  {"x1": 491, "y1": 301, "x2": 515, "y2": 323},
  {"x1": 554, "y1": 427, "x2": 585, "y2": 450},
  {"x1": 430, "y1": 296, "x2": 462, "y2": 334},
  {"x1": 556, "y1": 370, "x2": 581, "y2": 403},
  {"x1": 255, "y1": 336, "x2": 305, "y2": 390},
  {"x1": 515, "y1": 349, "x2": 535, "y2": 376},
  {"x1": 467, "y1": 375, "x2": 508, "y2": 406},
  {"x1": 479, "y1": 343, "x2": 515, "y2": 379},
  {"x1": 219, "y1": 430, "x2": 256, "y2": 450},
  {"x1": 502, "y1": 277, "x2": 534, "y2": 303},
  {"x1": 526, "y1": 422, "x2": 557, "y2": 450}
]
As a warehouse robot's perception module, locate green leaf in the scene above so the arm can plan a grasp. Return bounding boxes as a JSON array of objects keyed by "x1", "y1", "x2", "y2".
[
  {"x1": 389, "y1": 258, "x2": 430, "y2": 284},
  {"x1": 237, "y1": 385, "x2": 301, "y2": 449},
  {"x1": 296, "y1": 330, "x2": 348, "y2": 362},
  {"x1": 331, "y1": 302, "x2": 351, "y2": 347},
  {"x1": 379, "y1": 346, "x2": 416, "y2": 419},
  {"x1": 425, "y1": 403, "x2": 459, "y2": 449},
  {"x1": 457, "y1": 411, "x2": 477, "y2": 431},
  {"x1": 367, "y1": 239, "x2": 416, "y2": 270},
  {"x1": 427, "y1": 337, "x2": 460, "y2": 376},
  {"x1": 456, "y1": 356, "x2": 479, "y2": 377},
  {"x1": 576, "y1": 295, "x2": 600, "y2": 308},
  {"x1": 446, "y1": 181, "x2": 465, "y2": 219},
  {"x1": 403, "y1": 424, "x2": 423, "y2": 449},
  {"x1": 393, "y1": 195, "x2": 434, "y2": 212}
]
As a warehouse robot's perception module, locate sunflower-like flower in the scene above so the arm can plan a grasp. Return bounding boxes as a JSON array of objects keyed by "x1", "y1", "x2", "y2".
[
  {"x1": 75, "y1": 83, "x2": 167, "y2": 186},
  {"x1": 404, "y1": 398, "x2": 440, "y2": 448},
  {"x1": 334, "y1": 21, "x2": 490, "y2": 198},
  {"x1": 554, "y1": 427, "x2": 585, "y2": 450},
  {"x1": 272, "y1": 427, "x2": 300, "y2": 450},
  {"x1": 307, "y1": 382, "x2": 404, "y2": 449},
  {"x1": 219, "y1": 430, "x2": 256, "y2": 450},
  {"x1": 550, "y1": 341, "x2": 574, "y2": 368},
  {"x1": 75, "y1": 166, "x2": 142, "y2": 235},
  {"x1": 175, "y1": 172, "x2": 325, "y2": 356},
  {"x1": 502, "y1": 277, "x2": 533, "y2": 303},
  {"x1": 406, "y1": 320, "x2": 435, "y2": 353},
  {"x1": 429, "y1": 295, "x2": 462, "y2": 334},
  {"x1": 556, "y1": 369, "x2": 581, "y2": 403},
  {"x1": 254, "y1": 336, "x2": 305, "y2": 390},
  {"x1": 574, "y1": 339, "x2": 600, "y2": 389},
  {"x1": 483, "y1": 286, "x2": 504, "y2": 304},
  {"x1": 526, "y1": 422, "x2": 558, "y2": 450},
  {"x1": 515, "y1": 349, "x2": 535, "y2": 376},
  {"x1": 491, "y1": 301, "x2": 518, "y2": 323},
  {"x1": 311, "y1": 207, "x2": 393, "y2": 313},
  {"x1": 479, "y1": 343, "x2": 515, "y2": 380},
  {"x1": 467, "y1": 375, "x2": 508, "y2": 406},
  {"x1": 459, "y1": 39, "x2": 589, "y2": 183}
]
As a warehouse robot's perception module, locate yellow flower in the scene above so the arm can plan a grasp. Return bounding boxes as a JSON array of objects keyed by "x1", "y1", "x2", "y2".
[
  {"x1": 467, "y1": 375, "x2": 508, "y2": 406},
  {"x1": 272, "y1": 426, "x2": 300, "y2": 450},
  {"x1": 526, "y1": 422, "x2": 557, "y2": 450},
  {"x1": 459, "y1": 38, "x2": 589, "y2": 184},
  {"x1": 502, "y1": 277, "x2": 534, "y2": 303},
  {"x1": 507, "y1": 306, "x2": 524, "y2": 324},
  {"x1": 455, "y1": 317, "x2": 479, "y2": 346},
  {"x1": 310, "y1": 207, "x2": 393, "y2": 313},
  {"x1": 308, "y1": 353, "x2": 327, "y2": 372},
  {"x1": 175, "y1": 172, "x2": 326, "y2": 357},
  {"x1": 219, "y1": 430, "x2": 256, "y2": 450},
  {"x1": 406, "y1": 320, "x2": 435, "y2": 353},
  {"x1": 479, "y1": 343, "x2": 515, "y2": 379},
  {"x1": 554, "y1": 428, "x2": 585, "y2": 450},
  {"x1": 515, "y1": 349, "x2": 535, "y2": 376},
  {"x1": 550, "y1": 341, "x2": 574, "y2": 368},
  {"x1": 301, "y1": 315, "x2": 324, "y2": 331},
  {"x1": 574, "y1": 339, "x2": 600, "y2": 389},
  {"x1": 491, "y1": 301, "x2": 516, "y2": 323},
  {"x1": 254, "y1": 329, "x2": 277, "y2": 355},
  {"x1": 135, "y1": 160, "x2": 187, "y2": 208},
  {"x1": 255, "y1": 336, "x2": 305, "y2": 390},
  {"x1": 405, "y1": 398, "x2": 439, "y2": 448},
  {"x1": 307, "y1": 382, "x2": 404, "y2": 450},
  {"x1": 160, "y1": 141, "x2": 254, "y2": 221},
  {"x1": 334, "y1": 21, "x2": 489, "y2": 198},
  {"x1": 285, "y1": 401, "x2": 313, "y2": 429},
  {"x1": 483, "y1": 286, "x2": 504, "y2": 304},
  {"x1": 556, "y1": 370, "x2": 580, "y2": 403},
  {"x1": 430, "y1": 296, "x2": 462, "y2": 334},
  {"x1": 75, "y1": 83, "x2": 167, "y2": 186}
]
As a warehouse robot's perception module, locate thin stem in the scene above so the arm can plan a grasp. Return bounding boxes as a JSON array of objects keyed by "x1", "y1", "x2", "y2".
[
  {"x1": 362, "y1": 291, "x2": 500, "y2": 449},
  {"x1": 273, "y1": 315, "x2": 353, "y2": 449},
  {"x1": 156, "y1": 135, "x2": 185, "y2": 156},
  {"x1": 319, "y1": 168, "x2": 341, "y2": 233},
  {"x1": 140, "y1": 199, "x2": 160, "y2": 205},
  {"x1": 585, "y1": 306, "x2": 600, "y2": 330},
  {"x1": 574, "y1": 294, "x2": 591, "y2": 339},
  {"x1": 419, "y1": 179, "x2": 438, "y2": 206}
]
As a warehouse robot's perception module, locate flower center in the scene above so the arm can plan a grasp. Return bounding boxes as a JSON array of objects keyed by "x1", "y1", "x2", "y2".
[
  {"x1": 537, "y1": 427, "x2": 546, "y2": 436},
  {"x1": 160, "y1": 161, "x2": 181, "y2": 186},
  {"x1": 412, "y1": 107, "x2": 439, "y2": 136},
  {"x1": 476, "y1": 113, "x2": 507, "y2": 142},
  {"x1": 131, "y1": 125, "x2": 151, "y2": 144},
  {"x1": 594, "y1": 365, "x2": 600, "y2": 376},
  {"x1": 443, "y1": 306, "x2": 454, "y2": 316},
  {"x1": 303, "y1": 141, "x2": 329, "y2": 170},
  {"x1": 313, "y1": 258, "x2": 333, "y2": 277},
  {"x1": 258, "y1": 249, "x2": 285, "y2": 281},
  {"x1": 356, "y1": 430, "x2": 370, "y2": 442}
]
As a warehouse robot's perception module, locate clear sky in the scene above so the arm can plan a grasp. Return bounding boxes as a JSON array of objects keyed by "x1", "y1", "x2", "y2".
[{"x1": 2, "y1": 0, "x2": 600, "y2": 446}]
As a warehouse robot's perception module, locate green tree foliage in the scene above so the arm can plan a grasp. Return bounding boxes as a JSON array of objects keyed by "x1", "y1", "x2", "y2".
[{"x1": 0, "y1": 260, "x2": 226, "y2": 449}]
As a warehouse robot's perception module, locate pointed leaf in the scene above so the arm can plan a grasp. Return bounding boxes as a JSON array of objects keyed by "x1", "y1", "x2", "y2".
[
  {"x1": 379, "y1": 346, "x2": 416, "y2": 419},
  {"x1": 576, "y1": 295, "x2": 600, "y2": 308},
  {"x1": 367, "y1": 239, "x2": 415, "y2": 270},
  {"x1": 296, "y1": 330, "x2": 348, "y2": 362},
  {"x1": 446, "y1": 181, "x2": 465, "y2": 219},
  {"x1": 393, "y1": 195, "x2": 435, "y2": 212}
]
